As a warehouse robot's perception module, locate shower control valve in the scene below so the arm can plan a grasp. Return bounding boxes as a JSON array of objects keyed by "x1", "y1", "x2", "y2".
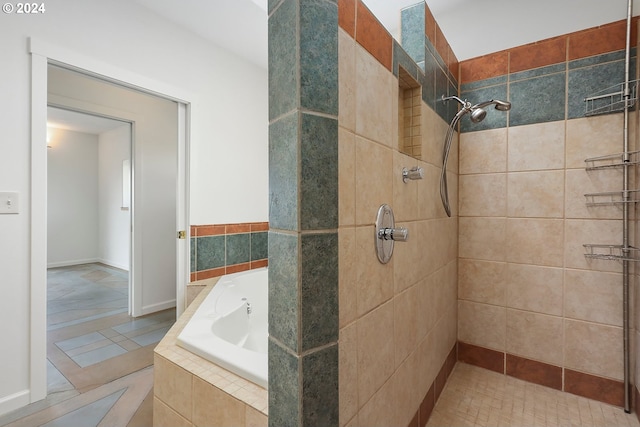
[
  {"x1": 402, "y1": 166, "x2": 424, "y2": 183},
  {"x1": 378, "y1": 227, "x2": 409, "y2": 242}
]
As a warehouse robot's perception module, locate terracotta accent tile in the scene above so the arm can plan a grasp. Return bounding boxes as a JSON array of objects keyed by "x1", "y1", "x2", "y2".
[
  {"x1": 226, "y1": 262, "x2": 251, "y2": 274},
  {"x1": 458, "y1": 341, "x2": 505, "y2": 374},
  {"x1": 510, "y1": 36, "x2": 567, "y2": 73},
  {"x1": 459, "y1": 51, "x2": 509, "y2": 84},
  {"x1": 251, "y1": 259, "x2": 269, "y2": 269},
  {"x1": 338, "y1": 0, "x2": 356, "y2": 38},
  {"x1": 355, "y1": 0, "x2": 392, "y2": 71},
  {"x1": 564, "y1": 368, "x2": 625, "y2": 407},
  {"x1": 506, "y1": 354, "x2": 562, "y2": 391},
  {"x1": 636, "y1": 387, "x2": 640, "y2": 423},
  {"x1": 190, "y1": 272, "x2": 197, "y2": 283},
  {"x1": 434, "y1": 23, "x2": 448, "y2": 71},
  {"x1": 448, "y1": 44, "x2": 459, "y2": 83},
  {"x1": 196, "y1": 267, "x2": 225, "y2": 281},
  {"x1": 424, "y1": 3, "x2": 436, "y2": 45},
  {"x1": 435, "y1": 345, "x2": 458, "y2": 401},
  {"x1": 226, "y1": 223, "x2": 251, "y2": 234},
  {"x1": 190, "y1": 226, "x2": 197, "y2": 236},
  {"x1": 196, "y1": 225, "x2": 225, "y2": 237},
  {"x1": 419, "y1": 383, "x2": 435, "y2": 427},
  {"x1": 408, "y1": 410, "x2": 419, "y2": 427},
  {"x1": 445, "y1": 345, "x2": 457, "y2": 379},
  {"x1": 569, "y1": 20, "x2": 628, "y2": 61},
  {"x1": 250, "y1": 222, "x2": 269, "y2": 232}
]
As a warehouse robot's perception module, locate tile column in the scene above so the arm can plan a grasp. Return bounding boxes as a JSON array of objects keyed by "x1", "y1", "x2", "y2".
[{"x1": 268, "y1": 0, "x2": 339, "y2": 425}]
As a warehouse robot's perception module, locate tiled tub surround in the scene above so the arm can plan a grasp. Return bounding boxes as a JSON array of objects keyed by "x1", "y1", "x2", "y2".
[
  {"x1": 338, "y1": 0, "x2": 459, "y2": 426},
  {"x1": 190, "y1": 222, "x2": 268, "y2": 282},
  {"x1": 457, "y1": 18, "x2": 640, "y2": 409},
  {"x1": 154, "y1": 278, "x2": 268, "y2": 427}
]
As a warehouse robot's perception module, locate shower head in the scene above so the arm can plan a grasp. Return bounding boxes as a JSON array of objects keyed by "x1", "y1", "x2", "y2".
[
  {"x1": 470, "y1": 108, "x2": 487, "y2": 123},
  {"x1": 471, "y1": 99, "x2": 512, "y2": 112}
]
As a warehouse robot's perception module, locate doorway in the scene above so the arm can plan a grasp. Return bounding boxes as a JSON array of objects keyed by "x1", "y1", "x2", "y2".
[{"x1": 30, "y1": 47, "x2": 191, "y2": 403}]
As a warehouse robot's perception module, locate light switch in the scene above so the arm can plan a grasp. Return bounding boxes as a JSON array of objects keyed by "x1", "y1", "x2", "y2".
[{"x1": 0, "y1": 192, "x2": 19, "y2": 214}]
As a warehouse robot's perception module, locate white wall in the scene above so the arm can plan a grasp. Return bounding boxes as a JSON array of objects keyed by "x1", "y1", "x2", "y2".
[
  {"x1": 46, "y1": 129, "x2": 100, "y2": 267},
  {"x1": 98, "y1": 125, "x2": 131, "y2": 271},
  {"x1": 0, "y1": 0, "x2": 267, "y2": 414}
]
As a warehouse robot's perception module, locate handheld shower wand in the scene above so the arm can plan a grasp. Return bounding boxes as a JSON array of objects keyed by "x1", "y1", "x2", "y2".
[{"x1": 440, "y1": 95, "x2": 511, "y2": 216}]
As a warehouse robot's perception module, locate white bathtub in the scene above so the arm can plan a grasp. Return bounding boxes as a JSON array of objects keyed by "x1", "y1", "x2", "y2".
[{"x1": 177, "y1": 267, "x2": 268, "y2": 388}]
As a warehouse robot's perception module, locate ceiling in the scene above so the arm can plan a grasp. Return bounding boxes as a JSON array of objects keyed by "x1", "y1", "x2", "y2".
[
  {"x1": 130, "y1": 0, "x2": 639, "y2": 69},
  {"x1": 53, "y1": 0, "x2": 639, "y2": 133},
  {"x1": 48, "y1": 107, "x2": 129, "y2": 135}
]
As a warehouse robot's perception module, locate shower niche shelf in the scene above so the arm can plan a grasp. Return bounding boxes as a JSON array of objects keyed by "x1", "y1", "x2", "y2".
[
  {"x1": 583, "y1": 244, "x2": 640, "y2": 262},
  {"x1": 583, "y1": 79, "x2": 638, "y2": 116},
  {"x1": 584, "y1": 151, "x2": 640, "y2": 170},
  {"x1": 584, "y1": 189, "x2": 640, "y2": 206}
]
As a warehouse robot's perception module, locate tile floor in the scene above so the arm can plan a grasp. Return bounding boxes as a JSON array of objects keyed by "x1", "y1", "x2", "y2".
[
  {"x1": 0, "y1": 263, "x2": 175, "y2": 427},
  {"x1": 3, "y1": 263, "x2": 640, "y2": 426},
  {"x1": 427, "y1": 362, "x2": 640, "y2": 427}
]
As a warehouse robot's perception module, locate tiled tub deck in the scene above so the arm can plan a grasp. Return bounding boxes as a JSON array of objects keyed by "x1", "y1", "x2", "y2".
[{"x1": 153, "y1": 278, "x2": 268, "y2": 427}]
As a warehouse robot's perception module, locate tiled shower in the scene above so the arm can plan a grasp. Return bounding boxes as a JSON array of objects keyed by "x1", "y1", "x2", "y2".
[{"x1": 267, "y1": 0, "x2": 640, "y2": 425}]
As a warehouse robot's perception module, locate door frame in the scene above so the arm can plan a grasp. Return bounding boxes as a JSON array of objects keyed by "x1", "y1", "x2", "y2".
[{"x1": 29, "y1": 37, "x2": 192, "y2": 403}]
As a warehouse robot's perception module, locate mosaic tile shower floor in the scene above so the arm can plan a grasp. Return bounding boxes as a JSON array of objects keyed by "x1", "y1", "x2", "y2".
[
  {"x1": 427, "y1": 363, "x2": 640, "y2": 427},
  {"x1": 0, "y1": 263, "x2": 174, "y2": 427}
]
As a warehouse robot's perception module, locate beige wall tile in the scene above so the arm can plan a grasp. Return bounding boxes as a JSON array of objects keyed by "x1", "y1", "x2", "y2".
[
  {"x1": 417, "y1": 276, "x2": 436, "y2": 340},
  {"x1": 393, "y1": 220, "x2": 423, "y2": 294},
  {"x1": 339, "y1": 227, "x2": 357, "y2": 327},
  {"x1": 245, "y1": 406, "x2": 268, "y2": 427},
  {"x1": 435, "y1": 300, "x2": 458, "y2": 366},
  {"x1": 153, "y1": 396, "x2": 193, "y2": 427},
  {"x1": 566, "y1": 115, "x2": 624, "y2": 169},
  {"x1": 459, "y1": 217, "x2": 506, "y2": 261},
  {"x1": 564, "y1": 219, "x2": 624, "y2": 273},
  {"x1": 357, "y1": 301, "x2": 395, "y2": 407},
  {"x1": 154, "y1": 355, "x2": 193, "y2": 421},
  {"x1": 444, "y1": 170, "x2": 459, "y2": 217},
  {"x1": 508, "y1": 121, "x2": 565, "y2": 171},
  {"x1": 422, "y1": 104, "x2": 446, "y2": 168},
  {"x1": 355, "y1": 225, "x2": 393, "y2": 316},
  {"x1": 339, "y1": 127, "x2": 356, "y2": 226},
  {"x1": 417, "y1": 330, "x2": 438, "y2": 394},
  {"x1": 392, "y1": 351, "x2": 422, "y2": 427},
  {"x1": 428, "y1": 218, "x2": 458, "y2": 273},
  {"x1": 417, "y1": 162, "x2": 443, "y2": 219},
  {"x1": 355, "y1": 136, "x2": 393, "y2": 226},
  {"x1": 355, "y1": 45, "x2": 396, "y2": 148},
  {"x1": 507, "y1": 170, "x2": 564, "y2": 218},
  {"x1": 506, "y1": 264, "x2": 563, "y2": 316},
  {"x1": 459, "y1": 173, "x2": 507, "y2": 217},
  {"x1": 459, "y1": 128, "x2": 508, "y2": 174},
  {"x1": 565, "y1": 320, "x2": 623, "y2": 380},
  {"x1": 338, "y1": 29, "x2": 356, "y2": 132},
  {"x1": 394, "y1": 284, "x2": 420, "y2": 367},
  {"x1": 459, "y1": 259, "x2": 507, "y2": 306},
  {"x1": 357, "y1": 376, "x2": 396, "y2": 427},
  {"x1": 506, "y1": 218, "x2": 564, "y2": 267},
  {"x1": 392, "y1": 150, "x2": 419, "y2": 222},
  {"x1": 506, "y1": 309, "x2": 563, "y2": 365},
  {"x1": 565, "y1": 168, "x2": 624, "y2": 220},
  {"x1": 192, "y1": 377, "x2": 246, "y2": 426},
  {"x1": 339, "y1": 323, "x2": 358, "y2": 426},
  {"x1": 564, "y1": 269, "x2": 623, "y2": 326},
  {"x1": 458, "y1": 300, "x2": 505, "y2": 351}
]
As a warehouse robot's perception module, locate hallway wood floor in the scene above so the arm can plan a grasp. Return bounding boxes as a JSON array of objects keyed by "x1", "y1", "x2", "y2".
[{"x1": 0, "y1": 263, "x2": 175, "y2": 427}]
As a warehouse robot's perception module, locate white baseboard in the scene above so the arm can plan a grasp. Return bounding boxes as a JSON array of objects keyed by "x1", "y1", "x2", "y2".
[
  {"x1": 97, "y1": 258, "x2": 129, "y2": 272},
  {"x1": 140, "y1": 299, "x2": 176, "y2": 317},
  {"x1": 47, "y1": 258, "x2": 100, "y2": 269},
  {"x1": 0, "y1": 389, "x2": 30, "y2": 417}
]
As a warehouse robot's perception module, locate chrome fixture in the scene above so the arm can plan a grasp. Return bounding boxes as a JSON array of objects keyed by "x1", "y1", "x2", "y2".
[
  {"x1": 440, "y1": 95, "x2": 511, "y2": 216},
  {"x1": 242, "y1": 297, "x2": 252, "y2": 315},
  {"x1": 375, "y1": 204, "x2": 408, "y2": 264},
  {"x1": 402, "y1": 166, "x2": 424, "y2": 183}
]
